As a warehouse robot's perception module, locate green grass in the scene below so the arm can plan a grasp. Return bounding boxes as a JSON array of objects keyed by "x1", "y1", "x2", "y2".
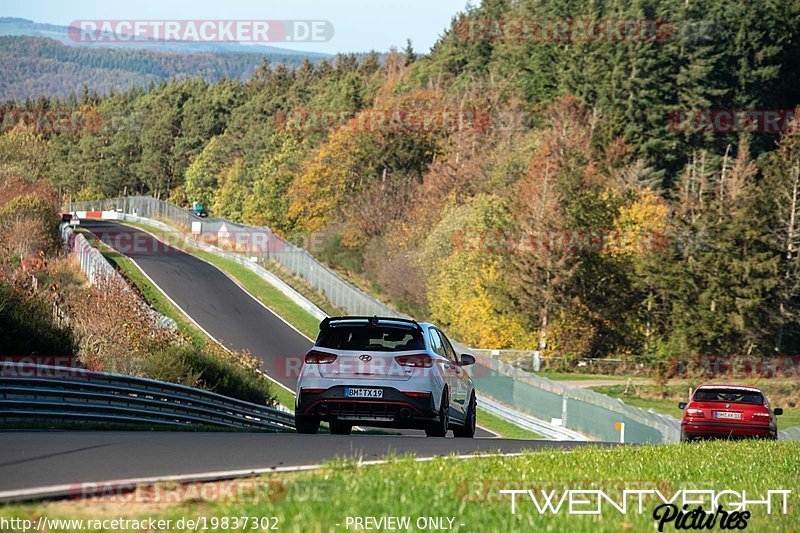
[
  {"x1": 193, "y1": 251, "x2": 321, "y2": 339},
  {"x1": 5, "y1": 441, "x2": 798, "y2": 531},
  {"x1": 534, "y1": 371, "x2": 646, "y2": 382},
  {"x1": 477, "y1": 408, "x2": 543, "y2": 439}
]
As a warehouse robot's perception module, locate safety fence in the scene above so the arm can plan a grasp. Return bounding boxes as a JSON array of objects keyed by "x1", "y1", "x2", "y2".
[
  {"x1": 67, "y1": 197, "x2": 684, "y2": 442},
  {"x1": 0, "y1": 362, "x2": 295, "y2": 431}
]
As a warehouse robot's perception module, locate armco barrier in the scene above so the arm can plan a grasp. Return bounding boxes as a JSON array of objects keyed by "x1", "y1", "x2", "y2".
[
  {"x1": 66, "y1": 197, "x2": 682, "y2": 442},
  {"x1": 0, "y1": 362, "x2": 295, "y2": 431}
]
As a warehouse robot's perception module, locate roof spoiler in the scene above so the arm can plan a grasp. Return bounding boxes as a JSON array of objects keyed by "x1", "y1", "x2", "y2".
[{"x1": 320, "y1": 316, "x2": 422, "y2": 331}]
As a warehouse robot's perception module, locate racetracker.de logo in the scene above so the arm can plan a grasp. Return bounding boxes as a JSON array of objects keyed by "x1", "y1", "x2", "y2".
[
  {"x1": 455, "y1": 17, "x2": 675, "y2": 43},
  {"x1": 68, "y1": 20, "x2": 334, "y2": 43},
  {"x1": 668, "y1": 109, "x2": 799, "y2": 134},
  {"x1": 273, "y1": 109, "x2": 492, "y2": 134}
]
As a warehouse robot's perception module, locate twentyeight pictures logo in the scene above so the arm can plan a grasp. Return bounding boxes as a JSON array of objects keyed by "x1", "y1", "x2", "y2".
[{"x1": 68, "y1": 20, "x2": 334, "y2": 43}]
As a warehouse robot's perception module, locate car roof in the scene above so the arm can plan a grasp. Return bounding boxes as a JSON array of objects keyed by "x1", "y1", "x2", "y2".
[{"x1": 694, "y1": 383, "x2": 764, "y2": 393}]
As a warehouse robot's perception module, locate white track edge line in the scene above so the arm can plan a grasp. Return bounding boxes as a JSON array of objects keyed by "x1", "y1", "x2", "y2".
[{"x1": 0, "y1": 450, "x2": 544, "y2": 503}]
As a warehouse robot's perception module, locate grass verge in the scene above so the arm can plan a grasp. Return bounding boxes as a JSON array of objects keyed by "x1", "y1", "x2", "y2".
[
  {"x1": 4, "y1": 441, "x2": 798, "y2": 531},
  {"x1": 477, "y1": 408, "x2": 543, "y2": 439}
]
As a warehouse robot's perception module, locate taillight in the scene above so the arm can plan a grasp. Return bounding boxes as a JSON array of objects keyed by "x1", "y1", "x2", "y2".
[
  {"x1": 752, "y1": 412, "x2": 771, "y2": 420},
  {"x1": 301, "y1": 388, "x2": 325, "y2": 395},
  {"x1": 305, "y1": 350, "x2": 337, "y2": 364},
  {"x1": 395, "y1": 354, "x2": 433, "y2": 368},
  {"x1": 686, "y1": 408, "x2": 705, "y2": 418},
  {"x1": 403, "y1": 391, "x2": 432, "y2": 399}
]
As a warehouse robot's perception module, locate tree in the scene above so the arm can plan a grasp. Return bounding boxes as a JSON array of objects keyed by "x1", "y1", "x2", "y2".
[
  {"x1": 184, "y1": 137, "x2": 225, "y2": 209},
  {"x1": 213, "y1": 159, "x2": 248, "y2": 220},
  {"x1": 404, "y1": 39, "x2": 417, "y2": 65},
  {"x1": 762, "y1": 116, "x2": 800, "y2": 353}
]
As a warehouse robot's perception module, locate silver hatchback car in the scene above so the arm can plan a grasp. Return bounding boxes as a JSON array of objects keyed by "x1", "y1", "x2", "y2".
[{"x1": 295, "y1": 316, "x2": 477, "y2": 437}]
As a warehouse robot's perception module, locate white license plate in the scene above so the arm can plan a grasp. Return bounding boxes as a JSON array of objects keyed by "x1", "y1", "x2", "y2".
[
  {"x1": 344, "y1": 388, "x2": 383, "y2": 398},
  {"x1": 714, "y1": 411, "x2": 742, "y2": 419}
]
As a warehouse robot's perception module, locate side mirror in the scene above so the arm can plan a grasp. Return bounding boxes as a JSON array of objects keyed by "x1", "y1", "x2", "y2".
[
  {"x1": 678, "y1": 402, "x2": 687, "y2": 410},
  {"x1": 460, "y1": 354, "x2": 476, "y2": 366},
  {"x1": 774, "y1": 408, "x2": 783, "y2": 416}
]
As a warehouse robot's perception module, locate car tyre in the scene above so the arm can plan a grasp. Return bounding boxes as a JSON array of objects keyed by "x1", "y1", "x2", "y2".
[
  {"x1": 329, "y1": 420, "x2": 352, "y2": 435},
  {"x1": 426, "y1": 389, "x2": 449, "y2": 437},
  {"x1": 453, "y1": 394, "x2": 476, "y2": 438},
  {"x1": 295, "y1": 415, "x2": 320, "y2": 434},
  {"x1": 680, "y1": 429, "x2": 689, "y2": 442}
]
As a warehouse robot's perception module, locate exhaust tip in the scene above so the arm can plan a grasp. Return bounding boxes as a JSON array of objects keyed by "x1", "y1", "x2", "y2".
[
  {"x1": 317, "y1": 405, "x2": 329, "y2": 416},
  {"x1": 399, "y1": 408, "x2": 411, "y2": 419}
]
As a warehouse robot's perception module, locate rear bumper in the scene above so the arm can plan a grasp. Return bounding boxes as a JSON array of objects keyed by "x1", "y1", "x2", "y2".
[
  {"x1": 296, "y1": 386, "x2": 438, "y2": 429},
  {"x1": 681, "y1": 420, "x2": 773, "y2": 438}
]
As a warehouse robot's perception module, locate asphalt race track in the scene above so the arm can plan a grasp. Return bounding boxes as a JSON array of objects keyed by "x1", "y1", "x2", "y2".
[{"x1": 0, "y1": 432, "x2": 606, "y2": 500}]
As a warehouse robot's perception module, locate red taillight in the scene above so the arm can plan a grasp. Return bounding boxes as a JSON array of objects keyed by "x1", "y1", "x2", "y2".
[
  {"x1": 685, "y1": 408, "x2": 705, "y2": 418},
  {"x1": 403, "y1": 391, "x2": 432, "y2": 398},
  {"x1": 305, "y1": 350, "x2": 337, "y2": 364},
  {"x1": 395, "y1": 354, "x2": 433, "y2": 368},
  {"x1": 301, "y1": 388, "x2": 325, "y2": 395},
  {"x1": 752, "y1": 412, "x2": 770, "y2": 420}
]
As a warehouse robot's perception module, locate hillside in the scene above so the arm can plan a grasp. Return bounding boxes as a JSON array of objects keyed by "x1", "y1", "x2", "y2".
[{"x1": 0, "y1": 35, "x2": 329, "y2": 101}]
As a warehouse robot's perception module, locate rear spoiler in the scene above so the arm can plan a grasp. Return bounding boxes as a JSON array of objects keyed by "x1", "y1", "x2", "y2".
[{"x1": 320, "y1": 316, "x2": 422, "y2": 331}]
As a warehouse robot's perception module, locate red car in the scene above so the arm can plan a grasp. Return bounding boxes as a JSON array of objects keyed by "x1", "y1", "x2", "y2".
[{"x1": 679, "y1": 384, "x2": 783, "y2": 441}]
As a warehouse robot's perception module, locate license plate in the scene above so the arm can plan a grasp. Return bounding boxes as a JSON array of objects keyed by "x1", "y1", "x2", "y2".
[
  {"x1": 714, "y1": 411, "x2": 742, "y2": 419},
  {"x1": 344, "y1": 388, "x2": 383, "y2": 398}
]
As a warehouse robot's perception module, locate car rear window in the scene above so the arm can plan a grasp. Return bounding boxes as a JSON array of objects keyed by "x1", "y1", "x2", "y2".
[
  {"x1": 693, "y1": 388, "x2": 764, "y2": 405},
  {"x1": 316, "y1": 324, "x2": 425, "y2": 352}
]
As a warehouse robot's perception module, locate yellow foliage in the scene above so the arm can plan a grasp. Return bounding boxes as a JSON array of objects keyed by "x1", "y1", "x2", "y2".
[
  {"x1": 287, "y1": 125, "x2": 366, "y2": 232},
  {"x1": 429, "y1": 257, "x2": 536, "y2": 349},
  {"x1": 607, "y1": 192, "x2": 669, "y2": 257}
]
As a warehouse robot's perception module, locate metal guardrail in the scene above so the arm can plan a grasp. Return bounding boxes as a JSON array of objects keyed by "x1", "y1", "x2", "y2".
[
  {"x1": 110, "y1": 213, "x2": 327, "y2": 322},
  {"x1": 0, "y1": 362, "x2": 295, "y2": 431},
  {"x1": 779, "y1": 426, "x2": 800, "y2": 441},
  {"x1": 469, "y1": 352, "x2": 681, "y2": 443}
]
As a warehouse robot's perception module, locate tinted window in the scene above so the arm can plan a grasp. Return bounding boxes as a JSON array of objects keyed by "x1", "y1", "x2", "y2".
[
  {"x1": 438, "y1": 330, "x2": 457, "y2": 362},
  {"x1": 317, "y1": 325, "x2": 424, "y2": 352},
  {"x1": 693, "y1": 388, "x2": 764, "y2": 405},
  {"x1": 429, "y1": 328, "x2": 444, "y2": 356}
]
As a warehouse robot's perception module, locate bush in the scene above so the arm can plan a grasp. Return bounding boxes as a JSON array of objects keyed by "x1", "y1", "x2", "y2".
[
  {"x1": 181, "y1": 344, "x2": 274, "y2": 405},
  {"x1": 0, "y1": 280, "x2": 75, "y2": 356}
]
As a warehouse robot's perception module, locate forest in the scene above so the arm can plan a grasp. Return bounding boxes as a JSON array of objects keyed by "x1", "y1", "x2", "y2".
[
  {"x1": 3, "y1": 0, "x2": 800, "y2": 365},
  {"x1": 0, "y1": 35, "x2": 329, "y2": 101}
]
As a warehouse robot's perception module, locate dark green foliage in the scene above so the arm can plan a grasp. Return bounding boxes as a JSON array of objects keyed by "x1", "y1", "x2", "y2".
[{"x1": 0, "y1": 281, "x2": 76, "y2": 356}]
